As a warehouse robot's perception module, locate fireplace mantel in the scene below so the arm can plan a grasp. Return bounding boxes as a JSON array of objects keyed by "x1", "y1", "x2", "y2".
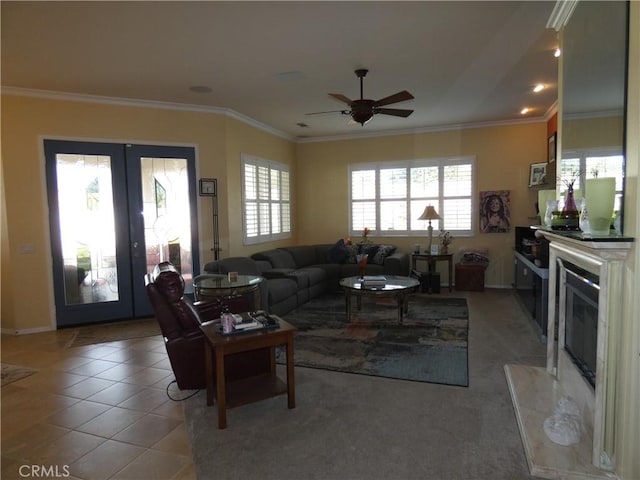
[{"x1": 505, "y1": 229, "x2": 633, "y2": 479}]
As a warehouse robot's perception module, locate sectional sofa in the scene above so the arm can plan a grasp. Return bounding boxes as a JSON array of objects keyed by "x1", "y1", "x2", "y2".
[{"x1": 203, "y1": 243, "x2": 410, "y2": 316}]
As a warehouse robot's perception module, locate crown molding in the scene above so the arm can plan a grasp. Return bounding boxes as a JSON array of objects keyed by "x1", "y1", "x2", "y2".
[
  {"x1": 296, "y1": 115, "x2": 548, "y2": 144},
  {"x1": 546, "y1": 0, "x2": 578, "y2": 31},
  {"x1": 0, "y1": 86, "x2": 295, "y2": 141}
]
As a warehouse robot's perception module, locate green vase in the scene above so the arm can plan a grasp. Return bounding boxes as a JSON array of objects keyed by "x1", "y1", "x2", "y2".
[{"x1": 585, "y1": 178, "x2": 615, "y2": 236}]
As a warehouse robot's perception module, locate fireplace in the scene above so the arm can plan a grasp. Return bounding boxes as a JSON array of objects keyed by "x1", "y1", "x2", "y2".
[
  {"x1": 563, "y1": 261, "x2": 599, "y2": 388},
  {"x1": 505, "y1": 230, "x2": 633, "y2": 479}
]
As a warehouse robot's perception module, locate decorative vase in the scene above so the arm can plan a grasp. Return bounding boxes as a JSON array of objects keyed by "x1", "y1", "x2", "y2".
[
  {"x1": 562, "y1": 185, "x2": 579, "y2": 213},
  {"x1": 585, "y1": 177, "x2": 615, "y2": 236},
  {"x1": 356, "y1": 254, "x2": 368, "y2": 277},
  {"x1": 441, "y1": 245, "x2": 448, "y2": 254},
  {"x1": 579, "y1": 198, "x2": 591, "y2": 234},
  {"x1": 538, "y1": 190, "x2": 557, "y2": 226},
  {"x1": 544, "y1": 200, "x2": 558, "y2": 227}
]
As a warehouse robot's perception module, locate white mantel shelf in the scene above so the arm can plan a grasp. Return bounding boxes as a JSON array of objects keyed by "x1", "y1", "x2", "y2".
[{"x1": 507, "y1": 228, "x2": 633, "y2": 480}]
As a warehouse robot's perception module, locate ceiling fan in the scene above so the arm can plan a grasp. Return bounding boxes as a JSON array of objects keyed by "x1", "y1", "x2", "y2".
[{"x1": 307, "y1": 69, "x2": 414, "y2": 126}]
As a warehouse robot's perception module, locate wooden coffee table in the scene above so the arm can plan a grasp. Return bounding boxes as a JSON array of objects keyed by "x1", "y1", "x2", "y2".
[
  {"x1": 200, "y1": 317, "x2": 296, "y2": 429},
  {"x1": 339, "y1": 275, "x2": 420, "y2": 324}
]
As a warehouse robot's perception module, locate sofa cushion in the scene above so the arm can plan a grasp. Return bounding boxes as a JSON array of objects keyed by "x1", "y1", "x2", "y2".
[
  {"x1": 203, "y1": 256, "x2": 261, "y2": 276},
  {"x1": 372, "y1": 244, "x2": 397, "y2": 265},
  {"x1": 282, "y1": 246, "x2": 318, "y2": 268},
  {"x1": 252, "y1": 249, "x2": 297, "y2": 269},
  {"x1": 266, "y1": 277, "x2": 298, "y2": 304},
  {"x1": 327, "y1": 239, "x2": 349, "y2": 264}
]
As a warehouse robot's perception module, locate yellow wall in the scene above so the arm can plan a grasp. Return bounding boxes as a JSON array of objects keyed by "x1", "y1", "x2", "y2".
[
  {"x1": 223, "y1": 117, "x2": 296, "y2": 257},
  {"x1": 296, "y1": 122, "x2": 547, "y2": 287},
  {"x1": 0, "y1": 94, "x2": 293, "y2": 332},
  {"x1": 563, "y1": 115, "x2": 625, "y2": 151}
]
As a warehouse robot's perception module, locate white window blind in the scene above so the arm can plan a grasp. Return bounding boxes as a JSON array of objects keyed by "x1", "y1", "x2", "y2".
[
  {"x1": 241, "y1": 155, "x2": 291, "y2": 244},
  {"x1": 349, "y1": 156, "x2": 475, "y2": 237}
]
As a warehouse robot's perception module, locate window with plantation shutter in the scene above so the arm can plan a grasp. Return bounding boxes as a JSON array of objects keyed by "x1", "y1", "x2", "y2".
[
  {"x1": 559, "y1": 147, "x2": 624, "y2": 212},
  {"x1": 349, "y1": 156, "x2": 475, "y2": 237},
  {"x1": 241, "y1": 154, "x2": 291, "y2": 244}
]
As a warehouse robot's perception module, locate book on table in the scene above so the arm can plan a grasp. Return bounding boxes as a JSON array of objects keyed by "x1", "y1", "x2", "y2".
[{"x1": 361, "y1": 275, "x2": 386, "y2": 287}]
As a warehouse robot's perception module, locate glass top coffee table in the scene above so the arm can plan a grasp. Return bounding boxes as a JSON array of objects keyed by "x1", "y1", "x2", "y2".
[
  {"x1": 339, "y1": 275, "x2": 420, "y2": 324},
  {"x1": 193, "y1": 274, "x2": 263, "y2": 310}
]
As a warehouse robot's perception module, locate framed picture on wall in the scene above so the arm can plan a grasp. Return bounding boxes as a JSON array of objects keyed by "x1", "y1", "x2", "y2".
[
  {"x1": 547, "y1": 133, "x2": 557, "y2": 163},
  {"x1": 529, "y1": 162, "x2": 547, "y2": 187},
  {"x1": 480, "y1": 190, "x2": 511, "y2": 233}
]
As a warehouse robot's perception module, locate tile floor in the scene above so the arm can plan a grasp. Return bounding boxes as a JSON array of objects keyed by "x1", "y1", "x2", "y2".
[{"x1": 1, "y1": 328, "x2": 196, "y2": 480}]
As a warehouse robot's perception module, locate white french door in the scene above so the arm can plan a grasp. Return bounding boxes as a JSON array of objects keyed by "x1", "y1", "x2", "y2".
[{"x1": 45, "y1": 140, "x2": 199, "y2": 327}]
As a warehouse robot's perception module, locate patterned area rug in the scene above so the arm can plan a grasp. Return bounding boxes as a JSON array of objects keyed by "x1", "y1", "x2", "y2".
[
  {"x1": 1, "y1": 363, "x2": 38, "y2": 386},
  {"x1": 281, "y1": 293, "x2": 469, "y2": 386},
  {"x1": 66, "y1": 317, "x2": 160, "y2": 348}
]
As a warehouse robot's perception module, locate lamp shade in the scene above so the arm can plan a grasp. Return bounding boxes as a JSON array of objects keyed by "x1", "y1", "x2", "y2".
[{"x1": 418, "y1": 205, "x2": 441, "y2": 221}]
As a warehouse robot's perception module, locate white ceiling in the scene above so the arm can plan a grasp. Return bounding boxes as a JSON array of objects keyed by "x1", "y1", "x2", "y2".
[{"x1": 1, "y1": 1, "x2": 559, "y2": 140}]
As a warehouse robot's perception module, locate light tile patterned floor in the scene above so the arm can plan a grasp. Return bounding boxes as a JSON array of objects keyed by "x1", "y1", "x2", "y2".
[{"x1": 1, "y1": 328, "x2": 196, "y2": 480}]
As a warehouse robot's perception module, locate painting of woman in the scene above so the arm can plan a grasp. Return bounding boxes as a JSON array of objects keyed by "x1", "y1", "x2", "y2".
[{"x1": 480, "y1": 191, "x2": 511, "y2": 233}]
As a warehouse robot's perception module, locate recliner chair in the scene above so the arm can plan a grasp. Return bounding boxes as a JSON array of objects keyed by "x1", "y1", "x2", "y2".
[{"x1": 145, "y1": 262, "x2": 270, "y2": 390}]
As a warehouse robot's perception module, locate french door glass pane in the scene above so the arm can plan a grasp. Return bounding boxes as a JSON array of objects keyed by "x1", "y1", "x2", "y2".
[
  {"x1": 56, "y1": 154, "x2": 119, "y2": 305},
  {"x1": 140, "y1": 157, "x2": 193, "y2": 287}
]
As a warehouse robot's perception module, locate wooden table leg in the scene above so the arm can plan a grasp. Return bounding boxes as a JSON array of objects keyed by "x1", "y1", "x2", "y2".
[
  {"x1": 205, "y1": 342, "x2": 214, "y2": 406},
  {"x1": 286, "y1": 334, "x2": 296, "y2": 409},
  {"x1": 215, "y1": 346, "x2": 227, "y2": 429},
  {"x1": 449, "y1": 258, "x2": 453, "y2": 292},
  {"x1": 345, "y1": 291, "x2": 352, "y2": 322}
]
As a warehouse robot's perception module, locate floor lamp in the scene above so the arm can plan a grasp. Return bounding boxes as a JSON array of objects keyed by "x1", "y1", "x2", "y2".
[{"x1": 418, "y1": 205, "x2": 441, "y2": 253}]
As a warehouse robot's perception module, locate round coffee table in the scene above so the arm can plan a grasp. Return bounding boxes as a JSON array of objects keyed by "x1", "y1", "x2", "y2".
[
  {"x1": 193, "y1": 274, "x2": 263, "y2": 310},
  {"x1": 339, "y1": 275, "x2": 420, "y2": 324}
]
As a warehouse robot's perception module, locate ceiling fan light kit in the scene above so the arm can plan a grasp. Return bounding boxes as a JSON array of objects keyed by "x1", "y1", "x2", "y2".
[{"x1": 308, "y1": 69, "x2": 414, "y2": 126}]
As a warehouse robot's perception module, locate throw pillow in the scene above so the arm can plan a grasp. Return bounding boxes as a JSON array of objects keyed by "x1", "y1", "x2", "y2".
[
  {"x1": 327, "y1": 239, "x2": 349, "y2": 264},
  {"x1": 345, "y1": 244, "x2": 359, "y2": 264},
  {"x1": 360, "y1": 244, "x2": 380, "y2": 260},
  {"x1": 372, "y1": 244, "x2": 397, "y2": 265}
]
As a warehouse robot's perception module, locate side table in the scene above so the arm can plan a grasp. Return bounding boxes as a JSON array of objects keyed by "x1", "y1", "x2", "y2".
[
  {"x1": 199, "y1": 317, "x2": 296, "y2": 429},
  {"x1": 411, "y1": 253, "x2": 453, "y2": 292}
]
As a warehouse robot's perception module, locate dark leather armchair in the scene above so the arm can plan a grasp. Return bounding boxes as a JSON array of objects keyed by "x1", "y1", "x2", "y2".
[{"x1": 145, "y1": 262, "x2": 270, "y2": 390}]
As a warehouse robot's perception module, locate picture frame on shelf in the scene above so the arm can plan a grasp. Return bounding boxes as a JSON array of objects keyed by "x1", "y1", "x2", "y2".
[
  {"x1": 547, "y1": 133, "x2": 557, "y2": 163},
  {"x1": 529, "y1": 162, "x2": 547, "y2": 187}
]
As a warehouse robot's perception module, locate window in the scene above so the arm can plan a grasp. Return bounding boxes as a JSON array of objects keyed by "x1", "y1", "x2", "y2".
[
  {"x1": 559, "y1": 148, "x2": 624, "y2": 211},
  {"x1": 241, "y1": 154, "x2": 291, "y2": 244},
  {"x1": 349, "y1": 156, "x2": 475, "y2": 237}
]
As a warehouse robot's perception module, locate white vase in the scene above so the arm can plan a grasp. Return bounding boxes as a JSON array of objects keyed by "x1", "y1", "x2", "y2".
[
  {"x1": 585, "y1": 178, "x2": 615, "y2": 236},
  {"x1": 579, "y1": 198, "x2": 591, "y2": 234},
  {"x1": 544, "y1": 200, "x2": 558, "y2": 227},
  {"x1": 538, "y1": 190, "x2": 556, "y2": 226}
]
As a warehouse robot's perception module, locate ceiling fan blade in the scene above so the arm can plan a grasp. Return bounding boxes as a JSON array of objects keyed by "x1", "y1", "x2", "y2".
[
  {"x1": 375, "y1": 108, "x2": 414, "y2": 118},
  {"x1": 375, "y1": 90, "x2": 414, "y2": 107},
  {"x1": 305, "y1": 109, "x2": 349, "y2": 116},
  {"x1": 328, "y1": 93, "x2": 353, "y2": 105}
]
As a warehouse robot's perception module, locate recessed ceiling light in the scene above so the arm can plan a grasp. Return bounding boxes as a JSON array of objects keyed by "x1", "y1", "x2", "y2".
[
  {"x1": 189, "y1": 85, "x2": 212, "y2": 93},
  {"x1": 520, "y1": 107, "x2": 530, "y2": 115},
  {"x1": 533, "y1": 84, "x2": 545, "y2": 93}
]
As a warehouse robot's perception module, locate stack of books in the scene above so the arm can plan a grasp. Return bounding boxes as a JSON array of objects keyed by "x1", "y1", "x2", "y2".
[{"x1": 361, "y1": 275, "x2": 386, "y2": 288}]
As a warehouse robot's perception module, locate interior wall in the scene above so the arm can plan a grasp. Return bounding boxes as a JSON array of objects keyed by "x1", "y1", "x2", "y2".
[
  {"x1": 222, "y1": 117, "x2": 297, "y2": 259},
  {"x1": 0, "y1": 94, "x2": 292, "y2": 332},
  {"x1": 295, "y1": 122, "x2": 547, "y2": 288}
]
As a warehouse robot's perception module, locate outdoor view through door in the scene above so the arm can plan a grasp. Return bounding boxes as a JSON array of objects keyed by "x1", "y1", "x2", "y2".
[{"x1": 45, "y1": 141, "x2": 199, "y2": 327}]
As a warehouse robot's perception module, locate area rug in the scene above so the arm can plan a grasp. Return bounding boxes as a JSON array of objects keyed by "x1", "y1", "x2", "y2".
[
  {"x1": 1, "y1": 363, "x2": 38, "y2": 386},
  {"x1": 281, "y1": 293, "x2": 469, "y2": 387},
  {"x1": 66, "y1": 317, "x2": 160, "y2": 348}
]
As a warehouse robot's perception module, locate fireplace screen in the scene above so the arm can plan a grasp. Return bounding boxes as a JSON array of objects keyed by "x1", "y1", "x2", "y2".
[{"x1": 564, "y1": 262, "x2": 599, "y2": 388}]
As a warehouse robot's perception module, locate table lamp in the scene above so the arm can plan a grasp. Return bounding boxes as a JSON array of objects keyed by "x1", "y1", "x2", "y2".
[{"x1": 418, "y1": 205, "x2": 441, "y2": 252}]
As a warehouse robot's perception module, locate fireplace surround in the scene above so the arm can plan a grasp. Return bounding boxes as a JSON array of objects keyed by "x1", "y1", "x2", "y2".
[{"x1": 505, "y1": 229, "x2": 633, "y2": 479}]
